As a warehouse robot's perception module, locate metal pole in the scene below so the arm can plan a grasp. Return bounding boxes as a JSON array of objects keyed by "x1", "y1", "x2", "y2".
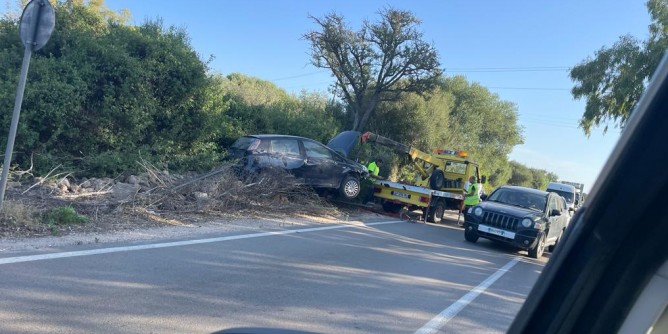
[{"x1": 0, "y1": 47, "x2": 33, "y2": 210}]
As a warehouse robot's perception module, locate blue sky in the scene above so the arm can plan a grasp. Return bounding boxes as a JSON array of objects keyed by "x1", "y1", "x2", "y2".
[{"x1": 102, "y1": 1, "x2": 648, "y2": 192}]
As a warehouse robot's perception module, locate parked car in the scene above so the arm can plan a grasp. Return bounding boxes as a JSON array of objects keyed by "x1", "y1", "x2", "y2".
[
  {"x1": 509, "y1": 50, "x2": 668, "y2": 334},
  {"x1": 558, "y1": 196, "x2": 572, "y2": 220},
  {"x1": 228, "y1": 131, "x2": 368, "y2": 200},
  {"x1": 463, "y1": 185, "x2": 570, "y2": 258},
  {"x1": 546, "y1": 182, "x2": 577, "y2": 212}
]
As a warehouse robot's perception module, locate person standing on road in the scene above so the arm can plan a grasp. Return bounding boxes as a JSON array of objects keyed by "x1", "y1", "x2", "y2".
[
  {"x1": 463, "y1": 175, "x2": 481, "y2": 214},
  {"x1": 364, "y1": 159, "x2": 384, "y2": 204}
]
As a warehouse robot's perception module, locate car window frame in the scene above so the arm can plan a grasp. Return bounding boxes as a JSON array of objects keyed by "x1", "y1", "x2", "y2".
[
  {"x1": 269, "y1": 138, "x2": 302, "y2": 157},
  {"x1": 303, "y1": 140, "x2": 333, "y2": 160}
]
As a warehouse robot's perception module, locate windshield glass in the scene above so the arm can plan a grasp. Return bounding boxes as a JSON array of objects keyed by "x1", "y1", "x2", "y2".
[
  {"x1": 549, "y1": 189, "x2": 575, "y2": 203},
  {"x1": 487, "y1": 188, "x2": 547, "y2": 212}
]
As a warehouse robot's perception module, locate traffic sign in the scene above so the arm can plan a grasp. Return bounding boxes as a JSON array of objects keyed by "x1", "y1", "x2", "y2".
[
  {"x1": 0, "y1": 0, "x2": 55, "y2": 210},
  {"x1": 19, "y1": 0, "x2": 55, "y2": 51}
]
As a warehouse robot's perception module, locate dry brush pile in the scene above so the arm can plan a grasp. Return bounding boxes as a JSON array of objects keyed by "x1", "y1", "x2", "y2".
[{"x1": 0, "y1": 161, "x2": 339, "y2": 237}]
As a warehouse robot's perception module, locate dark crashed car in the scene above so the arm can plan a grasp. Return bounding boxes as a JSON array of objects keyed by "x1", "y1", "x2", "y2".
[
  {"x1": 229, "y1": 131, "x2": 368, "y2": 200},
  {"x1": 463, "y1": 185, "x2": 570, "y2": 258}
]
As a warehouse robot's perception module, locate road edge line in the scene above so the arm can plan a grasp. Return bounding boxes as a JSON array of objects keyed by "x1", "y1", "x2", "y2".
[{"x1": 0, "y1": 220, "x2": 402, "y2": 265}]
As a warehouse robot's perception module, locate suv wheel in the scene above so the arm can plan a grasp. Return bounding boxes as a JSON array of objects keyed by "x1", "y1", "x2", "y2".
[
  {"x1": 529, "y1": 234, "x2": 546, "y2": 259},
  {"x1": 339, "y1": 175, "x2": 361, "y2": 200},
  {"x1": 548, "y1": 230, "x2": 564, "y2": 252},
  {"x1": 464, "y1": 226, "x2": 479, "y2": 243}
]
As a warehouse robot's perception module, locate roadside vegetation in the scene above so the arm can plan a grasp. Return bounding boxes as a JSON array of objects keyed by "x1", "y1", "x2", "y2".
[{"x1": 0, "y1": 0, "x2": 561, "y2": 235}]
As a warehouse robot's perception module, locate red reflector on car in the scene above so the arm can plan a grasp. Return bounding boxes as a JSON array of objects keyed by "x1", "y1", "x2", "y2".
[{"x1": 419, "y1": 196, "x2": 429, "y2": 203}]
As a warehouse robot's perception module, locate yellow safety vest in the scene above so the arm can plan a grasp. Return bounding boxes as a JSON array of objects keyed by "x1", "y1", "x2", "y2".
[
  {"x1": 464, "y1": 183, "x2": 480, "y2": 206},
  {"x1": 368, "y1": 162, "x2": 380, "y2": 176}
]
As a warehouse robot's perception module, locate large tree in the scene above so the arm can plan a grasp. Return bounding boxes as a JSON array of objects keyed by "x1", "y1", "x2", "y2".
[
  {"x1": 304, "y1": 8, "x2": 442, "y2": 132},
  {"x1": 570, "y1": 0, "x2": 668, "y2": 135},
  {"x1": 439, "y1": 76, "x2": 524, "y2": 187}
]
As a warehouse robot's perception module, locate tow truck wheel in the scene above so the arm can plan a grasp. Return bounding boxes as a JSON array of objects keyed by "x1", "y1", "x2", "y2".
[
  {"x1": 427, "y1": 201, "x2": 445, "y2": 223},
  {"x1": 429, "y1": 170, "x2": 445, "y2": 190}
]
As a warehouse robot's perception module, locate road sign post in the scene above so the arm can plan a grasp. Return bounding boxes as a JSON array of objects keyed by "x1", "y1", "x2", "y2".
[{"x1": 0, "y1": 0, "x2": 55, "y2": 210}]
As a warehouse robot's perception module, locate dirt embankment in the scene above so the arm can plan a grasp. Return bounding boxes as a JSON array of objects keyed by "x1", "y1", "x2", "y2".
[{"x1": 0, "y1": 163, "x2": 373, "y2": 243}]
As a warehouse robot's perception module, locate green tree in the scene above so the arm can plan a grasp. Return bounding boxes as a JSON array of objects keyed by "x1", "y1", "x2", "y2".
[
  {"x1": 546, "y1": 171, "x2": 559, "y2": 183},
  {"x1": 213, "y1": 73, "x2": 346, "y2": 145},
  {"x1": 570, "y1": 0, "x2": 668, "y2": 135},
  {"x1": 304, "y1": 8, "x2": 442, "y2": 132},
  {"x1": 0, "y1": 1, "x2": 211, "y2": 175},
  {"x1": 506, "y1": 161, "x2": 559, "y2": 189},
  {"x1": 508, "y1": 161, "x2": 533, "y2": 187},
  {"x1": 530, "y1": 168, "x2": 550, "y2": 190},
  {"x1": 357, "y1": 76, "x2": 523, "y2": 190},
  {"x1": 439, "y1": 76, "x2": 524, "y2": 187}
]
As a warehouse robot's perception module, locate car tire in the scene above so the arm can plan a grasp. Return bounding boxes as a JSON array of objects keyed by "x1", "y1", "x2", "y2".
[
  {"x1": 429, "y1": 170, "x2": 445, "y2": 190},
  {"x1": 529, "y1": 233, "x2": 546, "y2": 259},
  {"x1": 338, "y1": 175, "x2": 361, "y2": 200},
  {"x1": 548, "y1": 229, "x2": 564, "y2": 253},
  {"x1": 427, "y1": 200, "x2": 446, "y2": 223},
  {"x1": 382, "y1": 201, "x2": 402, "y2": 213},
  {"x1": 464, "y1": 226, "x2": 479, "y2": 243}
]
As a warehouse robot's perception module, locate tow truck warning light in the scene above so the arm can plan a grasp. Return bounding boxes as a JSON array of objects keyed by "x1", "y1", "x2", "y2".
[{"x1": 434, "y1": 149, "x2": 468, "y2": 158}]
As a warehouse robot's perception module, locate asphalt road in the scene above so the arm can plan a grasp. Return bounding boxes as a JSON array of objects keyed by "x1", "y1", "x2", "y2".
[{"x1": 0, "y1": 214, "x2": 546, "y2": 334}]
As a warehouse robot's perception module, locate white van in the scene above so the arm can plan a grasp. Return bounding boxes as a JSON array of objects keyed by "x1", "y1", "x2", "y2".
[{"x1": 546, "y1": 182, "x2": 577, "y2": 212}]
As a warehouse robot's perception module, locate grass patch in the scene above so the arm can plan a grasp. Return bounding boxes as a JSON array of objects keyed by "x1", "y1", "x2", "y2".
[
  {"x1": 44, "y1": 206, "x2": 89, "y2": 226},
  {"x1": 0, "y1": 200, "x2": 40, "y2": 226}
]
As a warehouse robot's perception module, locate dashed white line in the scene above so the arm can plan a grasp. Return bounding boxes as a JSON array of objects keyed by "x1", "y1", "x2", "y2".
[
  {"x1": 0, "y1": 220, "x2": 402, "y2": 265},
  {"x1": 414, "y1": 257, "x2": 521, "y2": 334}
]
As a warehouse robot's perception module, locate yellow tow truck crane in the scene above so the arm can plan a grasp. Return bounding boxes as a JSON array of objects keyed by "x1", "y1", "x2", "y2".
[{"x1": 361, "y1": 132, "x2": 485, "y2": 223}]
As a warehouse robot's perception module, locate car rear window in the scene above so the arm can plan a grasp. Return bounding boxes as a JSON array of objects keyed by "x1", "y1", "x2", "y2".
[
  {"x1": 548, "y1": 189, "x2": 575, "y2": 203},
  {"x1": 269, "y1": 139, "x2": 301, "y2": 156},
  {"x1": 231, "y1": 137, "x2": 260, "y2": 150}
]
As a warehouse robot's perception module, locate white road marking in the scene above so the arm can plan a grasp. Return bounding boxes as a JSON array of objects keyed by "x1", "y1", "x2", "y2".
[
  {"x1": 0, "y1": 220, "x2": 402, "y2": 265},
  {"x1": 414, "y1": 257, "x2": 521, "y2": 334}
]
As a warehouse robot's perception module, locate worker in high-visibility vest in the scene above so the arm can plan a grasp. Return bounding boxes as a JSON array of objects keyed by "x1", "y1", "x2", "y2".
[
  {"x1": 463, "y1": 175, "x2": 481, "y2": 213},
  {"x1": 367, "y1": 159, "x2": 383, "y2": 179},
  {"x1": 364, "y1": 159, "x2": 384, "y2": 204}
]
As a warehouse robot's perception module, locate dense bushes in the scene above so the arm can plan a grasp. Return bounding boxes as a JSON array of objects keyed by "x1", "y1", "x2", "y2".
[{"x1": 0, "y1": 1, "x2": 555, "y2": 186}]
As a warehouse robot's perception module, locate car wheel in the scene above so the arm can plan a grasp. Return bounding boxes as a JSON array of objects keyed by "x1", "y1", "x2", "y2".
[
  {"x1": 429, "y1": 169, "x2": 445, "y2": 190},
  {"x1": 529, "y1": 233, "x2": 546, "y2": 259},
  {"x1": 382, "y1": 201, "x2": 402, "y2": 213},
  {"x1": 464, "y1": 225, "x2": 479, "y2": 243},
  {"x1": 427, "y1": 200, "x2": 445, "y2": 223},
  {"x1": 548, "y1": 229, "x2": 564, "y2": 253},
  {"x1": 338, "y1": 175, "x2": 361, "y2": 200}
]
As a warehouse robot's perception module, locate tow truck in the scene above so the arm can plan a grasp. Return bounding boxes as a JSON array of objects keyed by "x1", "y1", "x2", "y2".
[{"x1": 360, "y1": 132, "x2": 485, "y2": 223}]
